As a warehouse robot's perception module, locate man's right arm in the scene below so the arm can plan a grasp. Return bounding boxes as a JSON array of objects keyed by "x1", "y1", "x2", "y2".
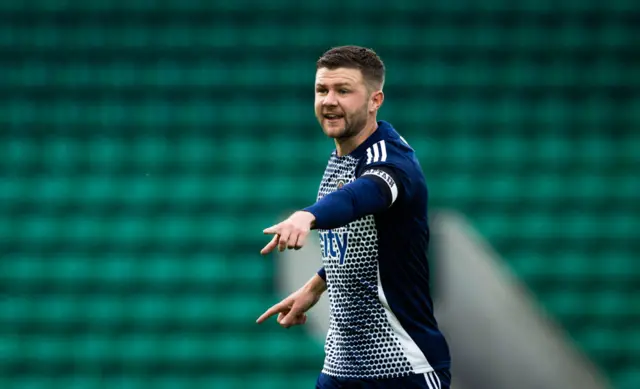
[
  {"x1": 305, "y1": 268, "x2": 327, "y2": 296},
  {"x1": 256, "y1": 269, "x2": 326, "y2": 326}
]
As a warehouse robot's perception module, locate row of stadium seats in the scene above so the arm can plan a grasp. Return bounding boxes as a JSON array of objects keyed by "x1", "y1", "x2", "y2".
[
  {"x1": 3, "y1": 270, "x2": 638, "y2": 325},
  {"x1": 4, "y1": 100, "x2": 639, "y2": 128},
  {"x1": 1, "y1": 0, "x2": 637, "y2": 12},
  {"x1": 5, "y1": 72, "x2": 637, "y2": 96},
  {"x1": 1, "y1": 28, "x2": 637, "y2": 54},
  {"x1": 2, "y1": 211, "x2": 638, "y2": 244},
  {"x1": 3, "y1": 136, "x2": 638, "y2": 165}
]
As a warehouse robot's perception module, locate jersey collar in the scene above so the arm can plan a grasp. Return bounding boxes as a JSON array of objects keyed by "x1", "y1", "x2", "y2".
[{"x1": 347, "y1": 120, "x2": 392, "y2": 159}]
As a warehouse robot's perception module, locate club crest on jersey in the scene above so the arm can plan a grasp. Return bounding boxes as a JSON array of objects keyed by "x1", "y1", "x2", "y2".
[{"x1": 319, "y1": 229, "x2": 349, "y2": 265}]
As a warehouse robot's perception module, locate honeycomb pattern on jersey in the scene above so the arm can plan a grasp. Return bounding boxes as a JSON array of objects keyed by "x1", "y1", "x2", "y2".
[{"x1": 317, "y1": 152, "x2": 414, "y2": 379}]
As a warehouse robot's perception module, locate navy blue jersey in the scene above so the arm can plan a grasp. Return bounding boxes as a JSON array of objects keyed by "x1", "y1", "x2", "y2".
[{"x1": 314, "y1": 120, "x2": 451, "y2": 379}]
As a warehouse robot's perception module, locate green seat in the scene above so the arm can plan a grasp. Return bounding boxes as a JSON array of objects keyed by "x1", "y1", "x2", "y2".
[{"x1": 616, "y1": 369, "x2": 640, "y2": 389}]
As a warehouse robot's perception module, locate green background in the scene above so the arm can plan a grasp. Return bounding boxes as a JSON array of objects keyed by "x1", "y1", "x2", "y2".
[{"x1": 0, "y1": 1, "x2": 638, "y2": 388}]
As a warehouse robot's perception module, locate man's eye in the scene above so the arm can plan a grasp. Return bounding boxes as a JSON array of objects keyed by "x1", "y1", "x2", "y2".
[{"x1": 339, "y1": 89, "x2": 349, "y2": 94}]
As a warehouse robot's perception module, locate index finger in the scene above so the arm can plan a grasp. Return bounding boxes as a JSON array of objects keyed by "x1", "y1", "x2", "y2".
[
  {"x1": 260, "y1": 234, "x2": 280, "y2": 255},
  {"x1": 256, "y1": 302, "x2": 288, "y2": 324}
]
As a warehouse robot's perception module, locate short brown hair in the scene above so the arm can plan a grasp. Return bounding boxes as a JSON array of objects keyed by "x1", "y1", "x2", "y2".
[{"x1": 316, "y1": 45, "x2": 385, "y2": 91}]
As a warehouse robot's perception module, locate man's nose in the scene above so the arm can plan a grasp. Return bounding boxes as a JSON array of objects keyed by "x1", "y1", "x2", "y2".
[{"x1": 322, "y1": 91, "x2": 338, "y2": 106}]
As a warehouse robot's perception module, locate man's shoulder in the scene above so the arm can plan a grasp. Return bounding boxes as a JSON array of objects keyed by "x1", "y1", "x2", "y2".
[
  {"x1": 356, "y1": 129, "x2": 419, "y2": 175},
  {"x1": 355, "y1": 123, "x2": 427, "y2": 202}
]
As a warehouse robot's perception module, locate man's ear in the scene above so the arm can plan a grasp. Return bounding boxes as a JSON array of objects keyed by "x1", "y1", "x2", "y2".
[{"x1": 370, "y1": 90, "x2": 384, "y2": 113}]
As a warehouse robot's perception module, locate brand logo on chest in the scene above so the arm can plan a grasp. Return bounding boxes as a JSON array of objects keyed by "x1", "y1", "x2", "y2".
[{"x1": 319, "y1": 229, "x2": 349, "y2": 265}]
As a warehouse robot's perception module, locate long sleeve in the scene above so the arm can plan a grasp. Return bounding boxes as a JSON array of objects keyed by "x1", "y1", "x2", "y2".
[{"x1": 303, "y1": 167, "x2": 400, "y2": 230}]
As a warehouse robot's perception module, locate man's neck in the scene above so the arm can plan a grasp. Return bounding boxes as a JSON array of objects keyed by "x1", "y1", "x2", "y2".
[{"x1": 335, "y1": 120, "x2": 379, "y2": 157}]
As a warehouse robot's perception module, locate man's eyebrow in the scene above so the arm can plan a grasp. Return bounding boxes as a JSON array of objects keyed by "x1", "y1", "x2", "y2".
[{"x1": 315, "y1": 82, "x2": 353, "y2": 88}]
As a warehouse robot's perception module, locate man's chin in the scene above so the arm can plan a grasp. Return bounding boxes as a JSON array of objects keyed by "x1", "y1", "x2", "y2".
[{"x1": 321, "y1": 126, "x2": 347, "y2": 139}]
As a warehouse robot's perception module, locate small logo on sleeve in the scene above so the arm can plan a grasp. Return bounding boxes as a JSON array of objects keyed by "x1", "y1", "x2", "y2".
[{"x1": 336, "y1": 179, "x2": 345, "y2": 189}]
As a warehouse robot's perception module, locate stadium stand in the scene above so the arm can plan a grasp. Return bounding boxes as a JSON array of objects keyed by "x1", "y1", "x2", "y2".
[{"x1": 0, "y1": 0, "x2": 637, "y2": 388}]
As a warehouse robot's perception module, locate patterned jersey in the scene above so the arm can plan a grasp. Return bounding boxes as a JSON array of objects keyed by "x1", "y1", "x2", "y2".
[{"x1": 315, "y1": 120, "x2": 451, "y2": 379}]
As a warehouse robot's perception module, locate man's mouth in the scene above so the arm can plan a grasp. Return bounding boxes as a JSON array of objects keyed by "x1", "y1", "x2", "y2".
[{"x1": 323, "y1": 114, "x2": 344, "y2": 120}]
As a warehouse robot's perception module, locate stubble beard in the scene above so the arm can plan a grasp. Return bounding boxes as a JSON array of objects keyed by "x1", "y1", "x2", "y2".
[{"x1": 321, "y1": 104, "x2": 369, "y2": 141}]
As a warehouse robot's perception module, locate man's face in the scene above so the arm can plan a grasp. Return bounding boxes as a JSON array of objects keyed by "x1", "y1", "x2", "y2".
[{"x1": 314, "y1": 67, "x2": 371, "y2": 140}]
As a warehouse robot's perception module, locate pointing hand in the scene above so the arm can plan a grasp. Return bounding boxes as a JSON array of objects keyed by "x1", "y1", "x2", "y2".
[{"x1": 261, "y1": 211, "x2": 316, "y2": 255}]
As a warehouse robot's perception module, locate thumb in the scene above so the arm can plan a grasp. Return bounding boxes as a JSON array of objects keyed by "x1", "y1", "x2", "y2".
[{"x1": 280, "y1": 300, "x2": 306, "y2": 326}]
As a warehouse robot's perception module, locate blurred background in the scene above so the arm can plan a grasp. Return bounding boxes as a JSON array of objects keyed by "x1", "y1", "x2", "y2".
[{"x1": 0, "y1": 0, "x2": 638, "y2": 388}]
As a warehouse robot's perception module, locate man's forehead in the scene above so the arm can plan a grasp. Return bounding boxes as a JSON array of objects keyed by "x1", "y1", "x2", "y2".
[{"x1": 315, "y1": 67, "x2": 363, "y2": 86}]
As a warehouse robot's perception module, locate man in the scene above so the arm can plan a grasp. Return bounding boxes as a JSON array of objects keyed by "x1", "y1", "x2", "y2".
[{"x1": 256, "y1": 45, "x2": 452, "y2": 389}]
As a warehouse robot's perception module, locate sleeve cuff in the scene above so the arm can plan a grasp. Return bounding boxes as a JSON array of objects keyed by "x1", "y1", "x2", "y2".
[{"x1": 317, "y1": 267, "x2": 326, "y2": 281}]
